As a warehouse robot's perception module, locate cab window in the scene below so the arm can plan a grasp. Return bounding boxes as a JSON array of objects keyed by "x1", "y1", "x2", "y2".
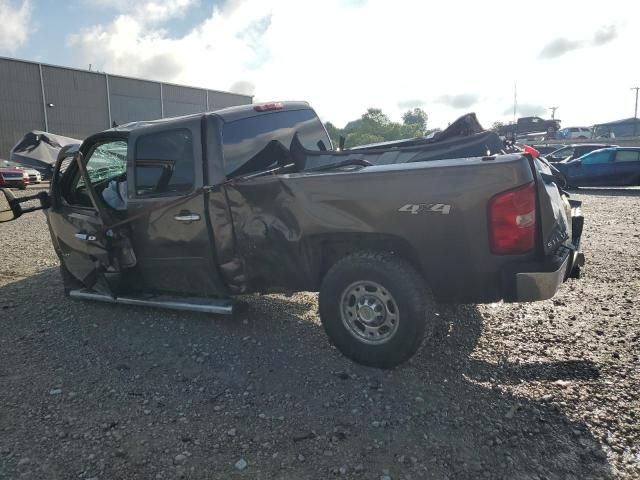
[
  {"x1": 222, "y1": 108, "x2": 331, "y2": 178},
  {"x1": 581, "y1": 150, "x2": 612, "y2": 165},
  {"x1": 134, "y1": 129, "x2": 194, "y2": 197}
]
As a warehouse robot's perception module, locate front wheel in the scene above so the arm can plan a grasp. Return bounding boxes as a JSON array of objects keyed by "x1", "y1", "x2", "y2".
[{"x1": 319, "y1": 251, "x2": 433, "y2": 368}]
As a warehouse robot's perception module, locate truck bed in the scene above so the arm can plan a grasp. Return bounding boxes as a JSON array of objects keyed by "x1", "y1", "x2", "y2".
[{"x1": 222, "y1": 149, "x2": 575, "y2": 303}]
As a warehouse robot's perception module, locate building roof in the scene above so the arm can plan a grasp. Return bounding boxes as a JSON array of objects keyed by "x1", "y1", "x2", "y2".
[
  {"x1": 594, "y1": 117, "x2": 640, "y2": 127},
  {"x1": 0, "y1": 55, "x2": 253, "y2": 100}
]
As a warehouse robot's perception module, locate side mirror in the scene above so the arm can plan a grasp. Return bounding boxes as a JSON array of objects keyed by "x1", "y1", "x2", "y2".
[
  {"x1": 0, "y1": 189, "x2": 18, "y2": 222},
  {"x1": 0, "y1": 188, "x2": 51, "y2": 222}
]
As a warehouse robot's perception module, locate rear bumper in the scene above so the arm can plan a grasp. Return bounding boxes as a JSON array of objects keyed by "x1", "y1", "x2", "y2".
[
  {"x1": 503, "y1": 201, "x2": 584, "y2": 302},
  {"x1": 514, "y1": 250, "x2": 571, "y2": 301}
]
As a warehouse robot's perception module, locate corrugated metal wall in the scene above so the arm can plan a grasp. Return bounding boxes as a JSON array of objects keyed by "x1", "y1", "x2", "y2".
[
  {"x1": 208, "y1": 90, "x2": 254, "y2": 109},
  {"x1": 42, "y1": 65, "x2": 110, "y2": 140},
  {"x1": 0, "y1": 58, "x2": 46, "y2": 158},
  {"x1": 109, "y1": 76, "x2": 162, "y2": 126},
  {"x1": 163, "y1": 84, "x2": 207, "y2": 117},
  {"x1": 0, "y1": 57, "x2": 252, "y2": 159}
]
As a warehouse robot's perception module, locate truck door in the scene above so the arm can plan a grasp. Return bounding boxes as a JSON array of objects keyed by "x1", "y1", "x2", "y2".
[
  {"x1": 126, "y1": 118, "x2": 228, "y2": 297},
  {"x1": 47, "y1": 136, "x2": 134, "y2": 293}
]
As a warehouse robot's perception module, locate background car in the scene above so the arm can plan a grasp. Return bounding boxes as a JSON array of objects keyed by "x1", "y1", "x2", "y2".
[
  {"x1": 554, "y1": 147, "x2": 640, "y2": 188},
  {"x1": 545, "y1": 143, "x2": 614, "y2": 163},
  {"x1": 531, "y1": 143, "x2": 565, "y2": 155},
  {"x1": 0, "y1": 168, "x2": 28, "y2": 189},
  {"x1": 558, "y1": 127, "x2": 592, "y2": 139},
  {"x1": 1, "y1": 160, "x2": 42, "y2": 184}
]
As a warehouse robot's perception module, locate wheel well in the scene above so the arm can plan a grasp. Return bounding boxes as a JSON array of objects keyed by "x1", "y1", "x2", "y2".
[{"x1": 313, "y1": 234, "x2": 425, "y2": 288}]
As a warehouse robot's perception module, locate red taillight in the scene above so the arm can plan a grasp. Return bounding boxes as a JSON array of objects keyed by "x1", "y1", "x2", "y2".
[
  {"x1": 254, "y1": 102, "x2": 284, "y2": 112},
  {"x1": 488, "y1": 182, "x2": 536, "y2": 255}
]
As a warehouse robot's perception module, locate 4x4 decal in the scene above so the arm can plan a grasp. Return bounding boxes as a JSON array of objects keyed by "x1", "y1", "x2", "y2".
[{"x1": 398, "y1": 203, "x2": 451, "y2": 215}]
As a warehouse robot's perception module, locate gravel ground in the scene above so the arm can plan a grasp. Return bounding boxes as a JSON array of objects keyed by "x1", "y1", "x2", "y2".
[{"x1": 0, "y1": 186, "x2": 638, "y2": 479}]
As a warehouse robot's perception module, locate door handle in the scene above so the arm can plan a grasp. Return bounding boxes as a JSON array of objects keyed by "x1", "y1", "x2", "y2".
[
  {"x1": 174, "y1": 212, "x2": 201, "y2": 223},
  {"x1": 75, "y1": 232, "x2": 97, "y2": 241}
]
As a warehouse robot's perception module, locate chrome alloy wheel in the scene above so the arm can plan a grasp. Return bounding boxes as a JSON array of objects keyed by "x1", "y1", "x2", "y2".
[{"x1": 340, "y1": 281, "x2": 400, "y2": 345}]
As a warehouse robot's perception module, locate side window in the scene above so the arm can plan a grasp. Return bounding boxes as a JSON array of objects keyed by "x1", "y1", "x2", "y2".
[
  {"x1": 134, "y1": 129, "x2": 194, "y2": 197},
  {"x1": 222, "y1": 109, "x2": 331, "y2": 178},
  {"x1": 614, "y1": 151, "x2": 640, "y2": 163},
  {"x1": 551, "y1": 147, "x2": 573, "y2": 159},
  {"x1": 582, "y1": 151, "x2": 612, "y2": 165}
]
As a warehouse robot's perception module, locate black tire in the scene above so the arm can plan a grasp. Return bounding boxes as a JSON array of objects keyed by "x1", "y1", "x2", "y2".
[{"x1": 319, "y1": 251, "x2": 433, "y2": 368}]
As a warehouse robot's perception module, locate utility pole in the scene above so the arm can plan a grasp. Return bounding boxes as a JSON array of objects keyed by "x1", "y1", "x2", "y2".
[
  {"x1": 548, "y1": 106, "x2": 559, "y2": 120},
  {"x1": 513, "y1": 82, "x2": 517, "y2": 124},
  {"x1": 632, "y1": 87, "x2": 639, "y2": 137}
]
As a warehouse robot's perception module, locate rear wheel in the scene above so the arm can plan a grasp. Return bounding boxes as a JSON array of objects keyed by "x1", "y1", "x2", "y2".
[{"x1": 319, "y1": 251, "x2": 433, "y2": 368}]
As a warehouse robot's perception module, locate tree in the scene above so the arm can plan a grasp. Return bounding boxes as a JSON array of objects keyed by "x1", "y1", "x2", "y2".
[
  {"x1": 402, "y1": 108, "x2": 428, "y2": 134},
  {"x1": 325, "y1": 107, "x2": 430, "y2": 149},
  {"x1": 490, "y1": 121, "x2": 505, "y2": 132},
  {"x1": 324, "y1": 121, "x2": 342, "y2": 147},
  {"x1": 361, "y1": 108, "x2": 390, "y2": 126},
  {"x1": 345, "y1": 133, "x2": 385, "y2": 149}
]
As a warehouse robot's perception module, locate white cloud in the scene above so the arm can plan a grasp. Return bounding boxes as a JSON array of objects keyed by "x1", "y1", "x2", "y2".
[
  {"x1": 0, "y1": 0, "x2": 31, "y2": 53},
  {"x1": 88, "y1": 0, "x2": 197, "y2": 24},
  {"x1": 67, "y1": 0, "x2": 640, "y2": 129}
]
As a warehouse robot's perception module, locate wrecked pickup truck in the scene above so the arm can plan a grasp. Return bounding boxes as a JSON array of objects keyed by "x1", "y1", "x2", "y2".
[{"x1": 0, "y1": 102, "x2": 584, "y2": 368}]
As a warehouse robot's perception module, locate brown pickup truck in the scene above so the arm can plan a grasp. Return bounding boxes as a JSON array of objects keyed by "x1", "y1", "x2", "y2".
[{"x1": 0, "y1": 102, "x2": 584, "y2": 368}]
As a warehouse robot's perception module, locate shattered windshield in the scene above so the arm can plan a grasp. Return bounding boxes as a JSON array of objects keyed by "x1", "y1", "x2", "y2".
[{"x1": 78, "y1": 141, "x2": 128, "y2": 187}]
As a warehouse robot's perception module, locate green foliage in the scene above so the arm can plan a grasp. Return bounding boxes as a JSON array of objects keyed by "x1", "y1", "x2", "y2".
[
  {"x1": 402, "y1": 108, "x2": 428, "y2": 133},
  {"x1": 324, "y1": 107, "x2": 429, "y2": 149},
  {"x1": 324, "y1": 121, "x2": 342, "y2": 147},
  {"x1": 490, "y1": 121, "x2": 505, "y2": 132}
]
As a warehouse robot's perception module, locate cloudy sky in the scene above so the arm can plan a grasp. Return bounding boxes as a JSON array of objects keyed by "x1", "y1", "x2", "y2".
[{"x1": 0, "y1": 0, "x2": 638, "y2": 129}]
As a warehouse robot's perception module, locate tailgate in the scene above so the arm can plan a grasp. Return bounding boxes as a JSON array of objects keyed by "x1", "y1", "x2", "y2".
[{"x1": 531, "y1": 156, "x2": 581, "y2": 256}]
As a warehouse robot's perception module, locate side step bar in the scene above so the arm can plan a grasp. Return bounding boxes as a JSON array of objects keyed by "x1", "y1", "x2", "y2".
[{"x1": 69, "y1": 290, "x2": 233, "y2": 315}]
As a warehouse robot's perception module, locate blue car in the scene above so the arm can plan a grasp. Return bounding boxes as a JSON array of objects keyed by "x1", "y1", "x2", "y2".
[{"x1": 555, "y1": 147, "x2": 640, "y2": 188}]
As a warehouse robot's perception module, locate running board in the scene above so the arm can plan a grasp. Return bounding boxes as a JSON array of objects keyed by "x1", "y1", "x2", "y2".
[{"x1": 68, "y1": 290, "x2": 233, "y2": 315}]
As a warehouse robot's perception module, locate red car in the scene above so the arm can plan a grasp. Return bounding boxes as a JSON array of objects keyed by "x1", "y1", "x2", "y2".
[{"x1": 0, "y1": 167, "x2": 29, "y2": 190}]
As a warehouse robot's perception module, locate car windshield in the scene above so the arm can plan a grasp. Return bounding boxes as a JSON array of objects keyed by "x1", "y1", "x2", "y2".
[{"x1": 77, "y1": 141, "x2": 128, "y2": 187}]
